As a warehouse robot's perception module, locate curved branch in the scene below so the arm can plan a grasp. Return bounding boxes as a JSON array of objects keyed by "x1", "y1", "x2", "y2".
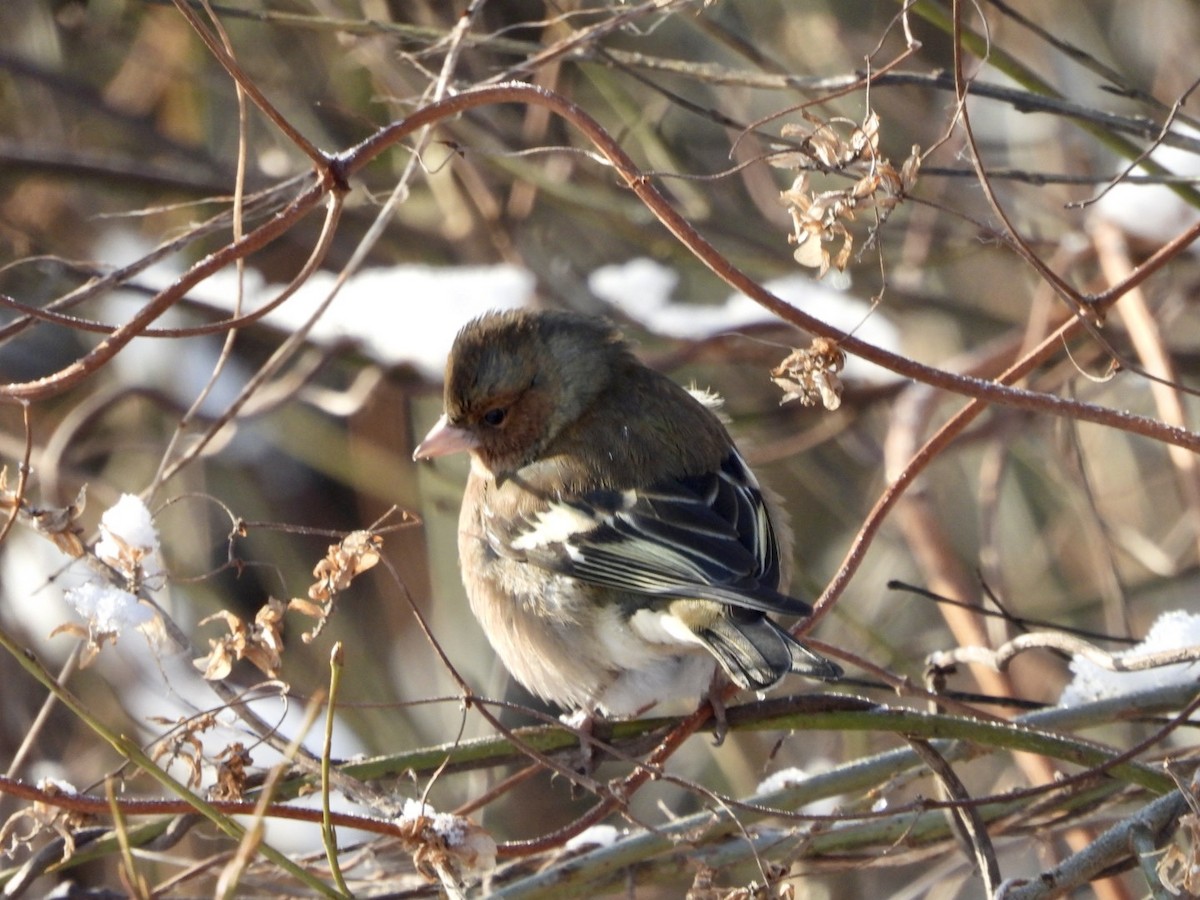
[
  {"x1": 351, "y1": 84, "x2": 1200, "y2": 452},
  {"x1": 0, "y1": 179, "x2": 338, "y2": 402},
  {"x1": 9, "y1": 82, "x2": 1197, "y2": 455}
]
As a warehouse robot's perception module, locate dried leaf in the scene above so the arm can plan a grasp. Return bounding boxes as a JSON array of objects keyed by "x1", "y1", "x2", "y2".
[
  {"x1": 148, "y1": 712, "x2": 221, "y2": 790},
  {"x1": 50, "y1": 620, "x2": 116, "y2": 669},
  {"x1": 396, "y1": 801, "x2": 497, "y2": 892},
  {"x1": 28, "y1": 485, "x2": 88, "y2": 558},
  {"x1": 94, "y1": 495, "x2": 165, "y2": 590},
  {"x1": 792, "y1": 232, "x2": 828, "y2": 271},
  {"x1": 900, "y1": 145, "x2": 922, "y2": 191},
  {"x1": 96, "y1": 531, "x2": 153, "y2": 587},
  {"x1": 776, "y1": 110, "x2": 920, "y2": 277},
  {"x1": 292, "y1": 531, "x2": 383, "y2": 643},
  {"x1": 1158, "y1": 812, "x2": 1200, "y2": 896},
  {"x1": 194, "y1": 599, "x2": 285, "y2": 680},
  {"x1": 0, "y1": 467, "x2": 16, "y2": 515},
  {"x1": 311, "y1": 530, "x2": 383, "y2": 600},
  {"x1": 0, "y1": 779, "x2": 88, "y2": 865},
  {"x1": 287, "y1": 597, "x2": 326, "y2": 619},
  {"x1": 771, "y1": 338, "x2": 846, "y2": 410},
  {"x1": 213, "y1": 743, "x2": 253, "y2": 801}
]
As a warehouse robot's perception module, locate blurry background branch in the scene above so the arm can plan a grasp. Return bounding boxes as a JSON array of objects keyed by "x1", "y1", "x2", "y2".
[{"x1": 2, "y1": 0, "x2": 1200, "y2": 897}]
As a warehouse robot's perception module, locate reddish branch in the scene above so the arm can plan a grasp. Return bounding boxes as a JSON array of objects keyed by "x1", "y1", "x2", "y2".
[
  {"x1": 4, "y1": 83, "x2": 1196, "y2": 449},
  {"x1": 4, "y1": 75, "x2": 1199, "y2": 866}
]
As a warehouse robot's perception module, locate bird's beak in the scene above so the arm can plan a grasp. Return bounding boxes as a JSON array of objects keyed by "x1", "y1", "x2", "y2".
[{"x1": 413, "y1": 414, "x2": 478, "y2": 461}]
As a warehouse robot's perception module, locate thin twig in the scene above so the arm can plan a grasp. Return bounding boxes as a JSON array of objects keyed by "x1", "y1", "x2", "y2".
[{"x1": 928, "y1": 632, "x2": 1200, "y2": 675}]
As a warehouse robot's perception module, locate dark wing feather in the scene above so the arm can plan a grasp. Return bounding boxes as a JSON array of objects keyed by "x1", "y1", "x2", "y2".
[
  {"x1": 494, "y1": 450, "x2": 810, "y2": 618},
  {"x1": 693, "y1": 611, "x2": 842, "y2": 689}
]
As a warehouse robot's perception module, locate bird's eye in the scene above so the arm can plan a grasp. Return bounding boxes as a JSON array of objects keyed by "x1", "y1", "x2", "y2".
[{"x1": 481, "y1": 407, "x2": 507, "y2": 427}]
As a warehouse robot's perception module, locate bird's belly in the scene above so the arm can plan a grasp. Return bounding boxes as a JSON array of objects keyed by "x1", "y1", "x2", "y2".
[
  {"x1": 593, "y1": 653, "x2": 716, "y2": 718},
  {"x1": 462, "y1": 548, "x2": 713, "y2": 715}
]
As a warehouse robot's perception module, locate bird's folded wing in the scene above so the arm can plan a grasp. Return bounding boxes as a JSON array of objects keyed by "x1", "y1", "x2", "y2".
[{"x1": 492, "y1": 451, "x2": 811, "y2": 617}]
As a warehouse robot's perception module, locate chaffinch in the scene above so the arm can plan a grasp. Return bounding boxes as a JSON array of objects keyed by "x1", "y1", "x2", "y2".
[{"x1": 413, "y1": 309, "x2": 840, "y2": 717}]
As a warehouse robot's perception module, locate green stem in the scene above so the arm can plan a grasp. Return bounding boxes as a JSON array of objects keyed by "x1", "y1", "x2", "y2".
[{"x1": 0, "y1": 626, "x2": 341, "y2": 898}]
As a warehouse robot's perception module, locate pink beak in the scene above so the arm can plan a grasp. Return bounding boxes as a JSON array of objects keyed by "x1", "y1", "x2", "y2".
[{"x1": 413, "y1": 414, "x2": 479, "y2": 461}]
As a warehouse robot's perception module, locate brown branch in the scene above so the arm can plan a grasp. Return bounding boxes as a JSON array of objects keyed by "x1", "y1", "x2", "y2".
[
  {"x1": 0, "y1": 773, "x2": 394, "y2": 835},
  {"x1": 908, "y1": 738, "x2": 1001, "y2": 893},
  {"x1": 8, "y1": 82, "x2": 1198, "y2": 453},
  {"x1": 928, "y1": 632, "x2": 1200, "y2": 675},
  {"x1": 0, "y1": 179, "x2": 337, "y2": 402},
  {"x1": 169, "y1": 0, "x2": 329, "y2": 170},
  {"x1": 0, "y1": 401, "x2": 31, "y2": 546}
]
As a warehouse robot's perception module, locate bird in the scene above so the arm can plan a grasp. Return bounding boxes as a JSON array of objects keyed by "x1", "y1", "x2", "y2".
[{"x1": 413, "y1": 308, "x2": 840, "y2": 718}]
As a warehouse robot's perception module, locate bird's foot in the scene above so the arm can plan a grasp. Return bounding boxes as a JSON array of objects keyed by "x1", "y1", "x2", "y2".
[
  {"x1": 561, "y1": 709, "x2": 613, "y2": 782},
  {"x1": 705, "y1": 676, "x2": 729, "y2": 746}
]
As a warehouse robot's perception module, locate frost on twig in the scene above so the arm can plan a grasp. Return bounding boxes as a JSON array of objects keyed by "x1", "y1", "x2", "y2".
[
  {"x1": 49, "y1": 493, "x2": 163, "y2": 667},
  {"x1": 926, "y1": 610, "x2": 1200, "y2": 708},
  {"x1": 93, "y1": 494, "x2": 166, "y2": 591},
  {"x1": 395, "y1": 799, "x2": 496, "y2": 899},
  {"x1": 1059, "y1": 611, "x2": 1200, "y2": 706}
]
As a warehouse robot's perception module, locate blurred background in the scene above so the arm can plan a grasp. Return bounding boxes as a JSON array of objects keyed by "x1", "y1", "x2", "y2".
[{"x1": 2, "y1": 1, "x2": 1200, "y2": 896}]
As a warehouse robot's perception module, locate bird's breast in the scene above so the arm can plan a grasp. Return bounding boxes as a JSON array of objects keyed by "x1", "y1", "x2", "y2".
[{"x1": 456, "y1": 471, "x2": 717, "y2": 715}]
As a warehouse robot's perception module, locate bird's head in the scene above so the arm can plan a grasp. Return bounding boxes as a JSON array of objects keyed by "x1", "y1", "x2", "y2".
[{"x1": 413, "y1": 309, "x2": 628, "y2": 473}]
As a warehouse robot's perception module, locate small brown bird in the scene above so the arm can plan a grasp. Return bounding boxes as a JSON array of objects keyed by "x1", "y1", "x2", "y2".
[{"x1": 414, "y1": 309, "x2": 840, "y2": 717}]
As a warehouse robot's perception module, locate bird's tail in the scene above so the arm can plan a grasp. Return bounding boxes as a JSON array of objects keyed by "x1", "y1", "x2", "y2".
[{"x1": 695, "y1": 613, "x2": 841, "y2": 691}]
